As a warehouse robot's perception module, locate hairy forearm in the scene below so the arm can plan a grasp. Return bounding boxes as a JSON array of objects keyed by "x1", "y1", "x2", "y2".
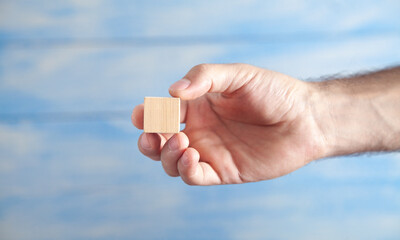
[{"x1": 310, "y1": 66, "x2": 400, "y2": 158}]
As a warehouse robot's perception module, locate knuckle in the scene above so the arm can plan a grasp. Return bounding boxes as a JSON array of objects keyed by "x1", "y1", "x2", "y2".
[
  {"x1": 131, "y1": 110, "x2": 138, "y2": 125},
  {"x1": 138, "y1": 145, "x2": 160, "y2": 161},
  {"x1": 149, "y1": 155, "x2": 161, "y2": 161},
  {"x1": 161, "y1": 159, "x2": 179, "y2": 177},
  {"x1": 231, "y1": 62, "x2": 245, "y2": 67},
  {"x1": 183, "y1": 179, "x2": 196, "y2": 186},
  {"x1": 192, "y1": 63, "x2": 211, "y2": 75},
  {"x1": 166, "y1": 171, "x2": 179, "y2": 177},
  {"x1": 232, "y1": 63, "x2": 256, "y2": 72},
  {"x1": 182, "y1": 176, "x2": 199, "y2": 186}
]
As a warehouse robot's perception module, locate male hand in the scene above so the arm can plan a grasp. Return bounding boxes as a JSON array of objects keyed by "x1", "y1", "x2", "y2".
[{"x1": 131, "y1": 63, "x2": 326, "y2": 185}]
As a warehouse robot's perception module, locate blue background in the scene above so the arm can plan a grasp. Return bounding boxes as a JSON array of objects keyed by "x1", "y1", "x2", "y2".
[{"x1": 0, "y1": 1, "x2": 400, "y2": 239}]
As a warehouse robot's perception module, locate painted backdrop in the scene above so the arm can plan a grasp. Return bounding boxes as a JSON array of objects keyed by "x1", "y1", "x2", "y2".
[{"x1": 1, "y1": 1, "x2": 400, "y2": 239}]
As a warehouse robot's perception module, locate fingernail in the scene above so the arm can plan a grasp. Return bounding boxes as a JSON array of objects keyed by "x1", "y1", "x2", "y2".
[
  {"x1": 168, "y1": 136, "x2": 179, "y2": 151},
  {"x1": 169, "y1": 79, "x2": 191, "y2": 91},
  {"x1": 141, "y1": 134, "x2": 152, "y2": 149},
  {"x1": 181, "y1": 152, "x2": 190, "y2": 166}
]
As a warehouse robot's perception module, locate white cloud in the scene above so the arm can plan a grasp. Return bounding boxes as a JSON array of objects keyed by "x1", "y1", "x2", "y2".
[
  {"x1": 0, "y1": 124, "x2": 44, "y2": 172},
  {"x1": 0, "y1": 183, "x2": 187, "y2": 240},
  {"x1": 300, "y1": 152, "x2": 400, "y2": 180},
  {"x1": 387, "y1": 153, "x2": 400, "y2": 178},
  {"x1": 0, "y1": 0, "x2": 107, "y2": 37},
  {"x1": 0, "y1": 1, "x2": 50, "y2": 30},
  {"x1": 1, "y1": 0, "x2": 399, "y2": 38},
  {"x1": 1, "y1": 0, "x2": 399, "y2": 111},
  {"x1": 1, "y1": 122, "x2": 399, "y2": 239},
  {"x1": 0, "y1": 45, "x2": 225, "y2": 110},
  {"x1": 0, "y1": 123, "x2": 190, "y2": 239},
  {"x1": 218, "y1": 184, "x2": 400, "y2": 240},
  {"x1": 228, "y1": 213, "x2": 400, "y2": 240},
  {"x1": 2, "y1": 34, "x2": 399, "y2": 111},
  {"x1": 251, "y1": 34, "x2": 400, "y2": 79},
  {"x1": 139, "y1": 0, "x2": 400, "y2": 36}
]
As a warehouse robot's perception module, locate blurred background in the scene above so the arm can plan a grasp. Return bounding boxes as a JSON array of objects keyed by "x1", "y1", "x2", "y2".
[{"x1": 1, "y1": 0, "x2": 400, "y2": 239}]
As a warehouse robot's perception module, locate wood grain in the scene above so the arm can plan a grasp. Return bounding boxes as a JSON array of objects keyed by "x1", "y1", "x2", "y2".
[{"x1": 144, "y1": 97, "x2": 180, "y2": 133}]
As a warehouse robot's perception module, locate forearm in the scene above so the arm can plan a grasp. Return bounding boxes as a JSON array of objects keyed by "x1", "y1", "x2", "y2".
[{"x1": 310, "y1": 66, "x2": 400, "y2": 158}]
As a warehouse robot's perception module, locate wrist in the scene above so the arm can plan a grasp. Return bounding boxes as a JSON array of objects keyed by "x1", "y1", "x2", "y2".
[
  {"x1": 308, "y1": 80, "x2": 361, "y2": 158},
  {"x1": 308, "y1": 75, "x2": 400, "y2": 159}
]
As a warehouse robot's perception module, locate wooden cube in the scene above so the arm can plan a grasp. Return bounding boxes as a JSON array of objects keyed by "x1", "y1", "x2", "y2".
[{"x1": 144, "y1": 97, "x2": 180, "y2": 133}]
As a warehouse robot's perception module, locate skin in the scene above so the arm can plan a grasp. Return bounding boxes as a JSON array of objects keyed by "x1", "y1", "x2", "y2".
[{"x1": 131, "y1": 63, "x2": 400, "y2": 185}]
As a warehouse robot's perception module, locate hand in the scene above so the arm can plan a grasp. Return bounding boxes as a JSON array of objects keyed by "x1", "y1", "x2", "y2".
[{"x1": 132, "y1": 63, "x2": 326, "y2": 185}]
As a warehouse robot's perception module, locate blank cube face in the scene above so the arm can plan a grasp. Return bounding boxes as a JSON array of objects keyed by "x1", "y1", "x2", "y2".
[{"x1": 144, "y1": 97, "x2": 180, "y2": 133}]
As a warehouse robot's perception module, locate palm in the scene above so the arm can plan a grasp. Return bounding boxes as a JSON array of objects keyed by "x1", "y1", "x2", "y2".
[{"x1": 182, "y1": 77, "x2": 318, "y2": 184}]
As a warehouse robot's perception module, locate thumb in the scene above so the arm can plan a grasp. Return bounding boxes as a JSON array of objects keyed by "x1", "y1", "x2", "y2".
[{"x1": 169, "y1": 63, "x2": 257, "y2": 100}]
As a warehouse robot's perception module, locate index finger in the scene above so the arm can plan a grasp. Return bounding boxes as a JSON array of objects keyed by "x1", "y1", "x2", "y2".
[{"x1": 168, "y1": 63, "x2": 259, "y2": 101}]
